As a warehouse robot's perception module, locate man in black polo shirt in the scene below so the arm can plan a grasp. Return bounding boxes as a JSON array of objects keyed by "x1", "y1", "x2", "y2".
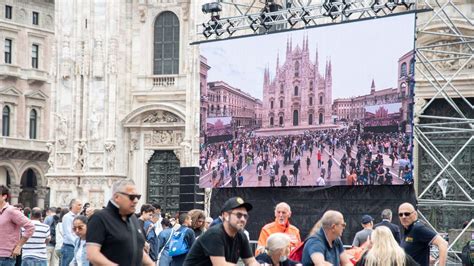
[
  {"x1": 183, "y1": 197, "x2": 259, "y2": 266},
  {"x1": 86, "y1": 179, "x2": 154, "y2": 266},
  {"x1": 399, "y1": 202, "x2": 448, "y2": 266}
]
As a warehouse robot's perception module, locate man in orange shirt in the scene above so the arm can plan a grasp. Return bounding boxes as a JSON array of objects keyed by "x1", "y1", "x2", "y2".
[{"x1": 256, "y1": 202, "x2": 301, "y2": 255}]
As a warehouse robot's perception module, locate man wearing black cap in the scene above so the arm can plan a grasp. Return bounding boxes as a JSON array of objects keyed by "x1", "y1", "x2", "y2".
[
  {"x1": 352, "y1": 215, "x2": 374, "y2": 247},
  {"x1": 183, "y1": 197, "x2": 259, "y2": 266}
]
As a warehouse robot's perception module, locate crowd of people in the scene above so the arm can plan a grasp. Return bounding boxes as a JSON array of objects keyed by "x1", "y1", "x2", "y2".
[
  {"x1": 200, "y1": 128, "x2": 413, "y2": 187},
  {"x1": 1, "y1": 181, "x2": 454, "y2": 266}
]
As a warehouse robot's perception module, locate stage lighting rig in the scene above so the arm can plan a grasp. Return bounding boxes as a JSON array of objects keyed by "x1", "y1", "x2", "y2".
[
  {"x1": 260, "y1": 0, "x2": 283, "y2": 30},
  {"x1": 194, "y1": 0, "x2": 431, "y2": 41},
  {"x1": 202, "y1": 2, "x2": 223, "y2": 38}
]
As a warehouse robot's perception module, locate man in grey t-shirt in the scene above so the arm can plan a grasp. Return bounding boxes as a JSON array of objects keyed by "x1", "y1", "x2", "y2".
[{"x1": 352, "y1": 215, "x2": 373, "y2": 247}]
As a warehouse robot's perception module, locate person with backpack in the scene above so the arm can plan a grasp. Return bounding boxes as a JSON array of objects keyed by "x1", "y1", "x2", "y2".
[
  {"x1": 157, "y1": 219, "x2": 173, "y2": 266},
  {"x1": 169, "y1": 213, "x2": 195, "y2": 266},
  {"x1": 45, "y1": 207, "x2": 60, "y2": 266}
]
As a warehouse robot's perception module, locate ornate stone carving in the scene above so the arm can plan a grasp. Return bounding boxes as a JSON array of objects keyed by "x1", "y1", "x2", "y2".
[
  {"x1": 50, "y1": 39, "x2": 57, "y2": 78},
  {"x1": 145, "y1": 150, "x2": 155, "y2": 164},
  {"x1": 108, "y1": 38, "x2": 118, "y2": 74},
  {"x1": 46, "y1": 142, "x2": 55, "y2": 170},
  {"x1": 9, "y1": 184, "x2": 21, "y2": 198},
  {"x1": 90, "y1": 153, "x2": 103, "y2": 168},
  {"x1": 89, "y1": 110, "x2": 101, "y2": 142},
  {"x1": 36, "y1": 187, "x2": 49, "y2": 199},
  {"x1": 173, "y1": 149, "x2": 182, "y2": 162},
  {"x1": 93, "y1": 38, "x2": 104, "y2": 79},
  {"x1": 89, "y1": 191, "x2": 105, "y2": 208},
  {"x1": 104, "y1": 142, "x2": 116, "y2": 171},
  {"x1": 55, "y1": 113, "x2": 68, "y2": 148},
  {"x1": 56, "y1": 190, "x2": 72, "y2": 207},
  {"x1": 142, "y1": 111, "x2": 180, "y2": 123},
  {"x1": 81, "y1": 178, "x2": 109, "y2": 187},
  {"x1": 48, "y1": 178, "x2": 77, "y2": 187},
  {"x1": 61, "y1": 36, "x2": 72, "y2": 80},
  {"x1": 73, "y1": 141, "x2": 88, "y2": 171},
  {"x1": 144, "y1": 130, "x2": 184, "y2": 146},
  {"x1": 130, "y1": 132, "x2": 139, "y2": 152},
  {"x1": 138, "y1": 4, "x2": 147, "y2": 23}
]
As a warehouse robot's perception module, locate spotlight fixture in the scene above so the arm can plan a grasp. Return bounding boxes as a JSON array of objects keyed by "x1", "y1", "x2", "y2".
[
  {"x1": 260, "y1": 0, "x2": 283, "y2": 30},
  {"x1": 202, "y1": 2, "x2": 222, "y2": 14},
  {"x1": 323, "y1": 0, "x2": 344, "y2": 20}
]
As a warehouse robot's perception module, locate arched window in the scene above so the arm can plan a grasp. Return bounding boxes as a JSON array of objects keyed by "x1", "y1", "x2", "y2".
[
  {"x1": 223, "y1": 105, "x2": 226, "y2": 115},
  {"x1": 309, "y1": 114, "x2": 313, "y2": 125},
  {"x1": 270, "y1": 117, "x2": 274, "y2": 126},
  {"x1": 400, "y1": 62, "x2": 407, "y2": 77},
  {"x1": 211, "y1": 105, "x2": 214, "y2": 112},
  {"x1": 280, "y1": 100, "x2": 283, "y2": 108},
  {"x1": 309, "y1": 81, "x2": 313, "y2": 91},
  {"x1": 319, "y1": 96, "x2": 323, "y2": 105},
  {"x1": 309, "y1": 97, "x2": 313, "y2": 106},
  {"x1": 280, "y1": 84, "x2": 284, "y2": 94},
  {"x1": 29, "y1": 109, "x2": 37, "y2": 139},
  {"x1": 294, "y1": 86, "x2": 299, "y2": 96},
  {"x1": 409, "y1": 59, "x2": 415, "y2": 74},
  {"x1": 270, "y1": 101, "x2": 274, "y2": 109},
  {"x1": 154, "y1": 11, "x2": 180, "y2": 75},
  {"x1": 2, "y1": 106, "x2": 10, "y2": 136},
  {"x1": 279, "y1": 116, "x2": 283, "y2": 125},
  {"x1": 294, "y1": 61, "x2": 299, "y2": 77}
]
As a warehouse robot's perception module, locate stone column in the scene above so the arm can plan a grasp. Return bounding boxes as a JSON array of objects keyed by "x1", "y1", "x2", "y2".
[
  {"x1": 9, "y1": 184, "x2": 21, "y2": 205},
  {"x1": 36, "y1": 187, "x2": 49, "y2": 209}
]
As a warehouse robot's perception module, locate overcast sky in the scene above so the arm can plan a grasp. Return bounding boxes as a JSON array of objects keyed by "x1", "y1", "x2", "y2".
[{"x1": 200, "y1": 14, "x2": 415, "y2": 101}]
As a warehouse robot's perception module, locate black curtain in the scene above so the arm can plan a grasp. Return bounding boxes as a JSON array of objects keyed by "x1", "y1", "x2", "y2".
[{"x1": 210, "y1": 185, "x2": 416, "y2": 244}]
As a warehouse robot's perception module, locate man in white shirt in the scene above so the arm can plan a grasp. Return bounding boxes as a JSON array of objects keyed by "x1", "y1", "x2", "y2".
[
  {"x1": 61, "y1": 199, "x2": 82, "y2": 266},
  {"x1": 22, "y1": 208, "x2": 51, "y2": 265}
]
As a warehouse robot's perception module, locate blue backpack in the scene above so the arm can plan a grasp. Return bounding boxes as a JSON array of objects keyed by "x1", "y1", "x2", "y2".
[{"x1": 168, "y1": 229, "x2": 188, "y2": 257}]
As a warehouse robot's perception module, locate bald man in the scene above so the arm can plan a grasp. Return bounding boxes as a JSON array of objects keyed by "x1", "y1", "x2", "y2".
[
  {"x1": 301, "y1": 210, "x2": 352, "y2": 266},
  {"x1": 256, "y1": 202, "x2": 301, "y2": 255},
  {"x1": 399, "y1": 202, "x2": 448, "y2": 266}
]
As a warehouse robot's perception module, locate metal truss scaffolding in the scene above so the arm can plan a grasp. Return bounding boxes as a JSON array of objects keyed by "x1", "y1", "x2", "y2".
[
  {"x1": 196, "y1": 0, "x2": 432, "y2": 42},
  {"x1": 414, "y1": 0, "x2": 473, "y2": 264},
  {"x1": 199, "y1": 0, "x2": 473, "y2": 264}
]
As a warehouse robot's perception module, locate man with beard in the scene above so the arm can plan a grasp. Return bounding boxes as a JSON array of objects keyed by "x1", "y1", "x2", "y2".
[
  {"x1": 86, "y1": 179, "x2": 154, "y2": 266},
  {"x1": 256, "y1": 202, "x2": 301, "y2": 255},
  {"x1": 183, "y1": 197, "x2": 258, "y2": 266}
]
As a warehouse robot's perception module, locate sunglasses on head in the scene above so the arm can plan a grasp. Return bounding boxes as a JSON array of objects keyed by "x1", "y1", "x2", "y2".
[
  {"x1": 118, "y1": 192, "x2": 141, "y2": 201},
  {"x1": 398, "y1": 211, "x2": 413, "y2": 217}
]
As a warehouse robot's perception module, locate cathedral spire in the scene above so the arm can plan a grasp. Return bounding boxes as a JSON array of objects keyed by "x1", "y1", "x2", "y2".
[
  {"x1": 327, "y1": 59, "x2": 332, "y2": 79},
  {"x1": 315, "y1": 45, "x2": 319, "y2": 71},
  {"x1": 371, "y1": 78, "x2": 376, "y2": 94},
  {"x1": 264, "y1": 65, "x2": 270, "y2": 85},
  {"x1": 276, "y1": 51, "x2": 280, "y2": 72}
]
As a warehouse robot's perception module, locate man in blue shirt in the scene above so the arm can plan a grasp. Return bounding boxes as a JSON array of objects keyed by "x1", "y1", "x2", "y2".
[
  {"x1": 302, "y1": 210, "x2": 352, "y2": 266},
  {"x1": 61, "y1": 199, "x2": 82, "y2": 266}
]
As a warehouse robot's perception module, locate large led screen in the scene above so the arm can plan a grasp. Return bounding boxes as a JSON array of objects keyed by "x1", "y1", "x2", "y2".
[{"x1": 199, "y1": 14, "x2": 415, "y2": 188}]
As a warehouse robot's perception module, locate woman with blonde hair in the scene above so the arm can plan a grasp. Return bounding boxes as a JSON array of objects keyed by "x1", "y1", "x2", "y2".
[{"x1": 356, "y1": 226, "x2": 419, "y2": 266}]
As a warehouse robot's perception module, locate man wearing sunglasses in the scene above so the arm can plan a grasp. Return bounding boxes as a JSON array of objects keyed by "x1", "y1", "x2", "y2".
[
  {"x1": 183, "y1": 197, "x2": 259, "y2": 266},
  {"x1": 86, "y1": 179, "x2": 154, "y2": 266},
  {"x1": 398, "y1": 202, "x2": 448, "y2": 266},
  {"x1": 302, "y1": 210, "x2": 352, "y2": 266}
]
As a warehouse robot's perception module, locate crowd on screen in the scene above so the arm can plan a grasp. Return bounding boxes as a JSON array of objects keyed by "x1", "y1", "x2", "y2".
[
  {"x1": 199, "y1": 128, "x2": 413, "y2": 187},
  {"x1": 2, "y1": 183, "x2": 461, "y2": 266}
]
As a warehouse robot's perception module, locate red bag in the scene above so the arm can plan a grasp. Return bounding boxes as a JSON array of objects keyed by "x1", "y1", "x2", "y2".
[{"x1": 288, "y1": 240, "x2": 306, "y2": 262}]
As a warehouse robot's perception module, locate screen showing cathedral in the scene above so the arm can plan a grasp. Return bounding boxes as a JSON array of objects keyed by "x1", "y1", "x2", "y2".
[
  {"x1": 207, "y1": 116, "x2": 233, "y2": 144},
  {"x1": 199, "y1": 14, "x2": 415, "y2": 188}
]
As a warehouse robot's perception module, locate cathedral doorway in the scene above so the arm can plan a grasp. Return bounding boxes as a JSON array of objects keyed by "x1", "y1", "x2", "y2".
[
  {"x1": 309, "y1": 114, "x2": 313, "y2": 125},
  {"x1": 279, "y1": 116, "x2": 283, "y2": 126},
  {"x1": 293, "y1": 110, "x2": 299, "y2": 126},
  {"x1": 147, "y1": 150, "x2": 180, "y2": 216},
  {"x1": 319, "y1": 113, "x2": 323, "y2": 124},
  {"x1": 19, "y1": 169, "x2": 37, "y2": 208}
]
